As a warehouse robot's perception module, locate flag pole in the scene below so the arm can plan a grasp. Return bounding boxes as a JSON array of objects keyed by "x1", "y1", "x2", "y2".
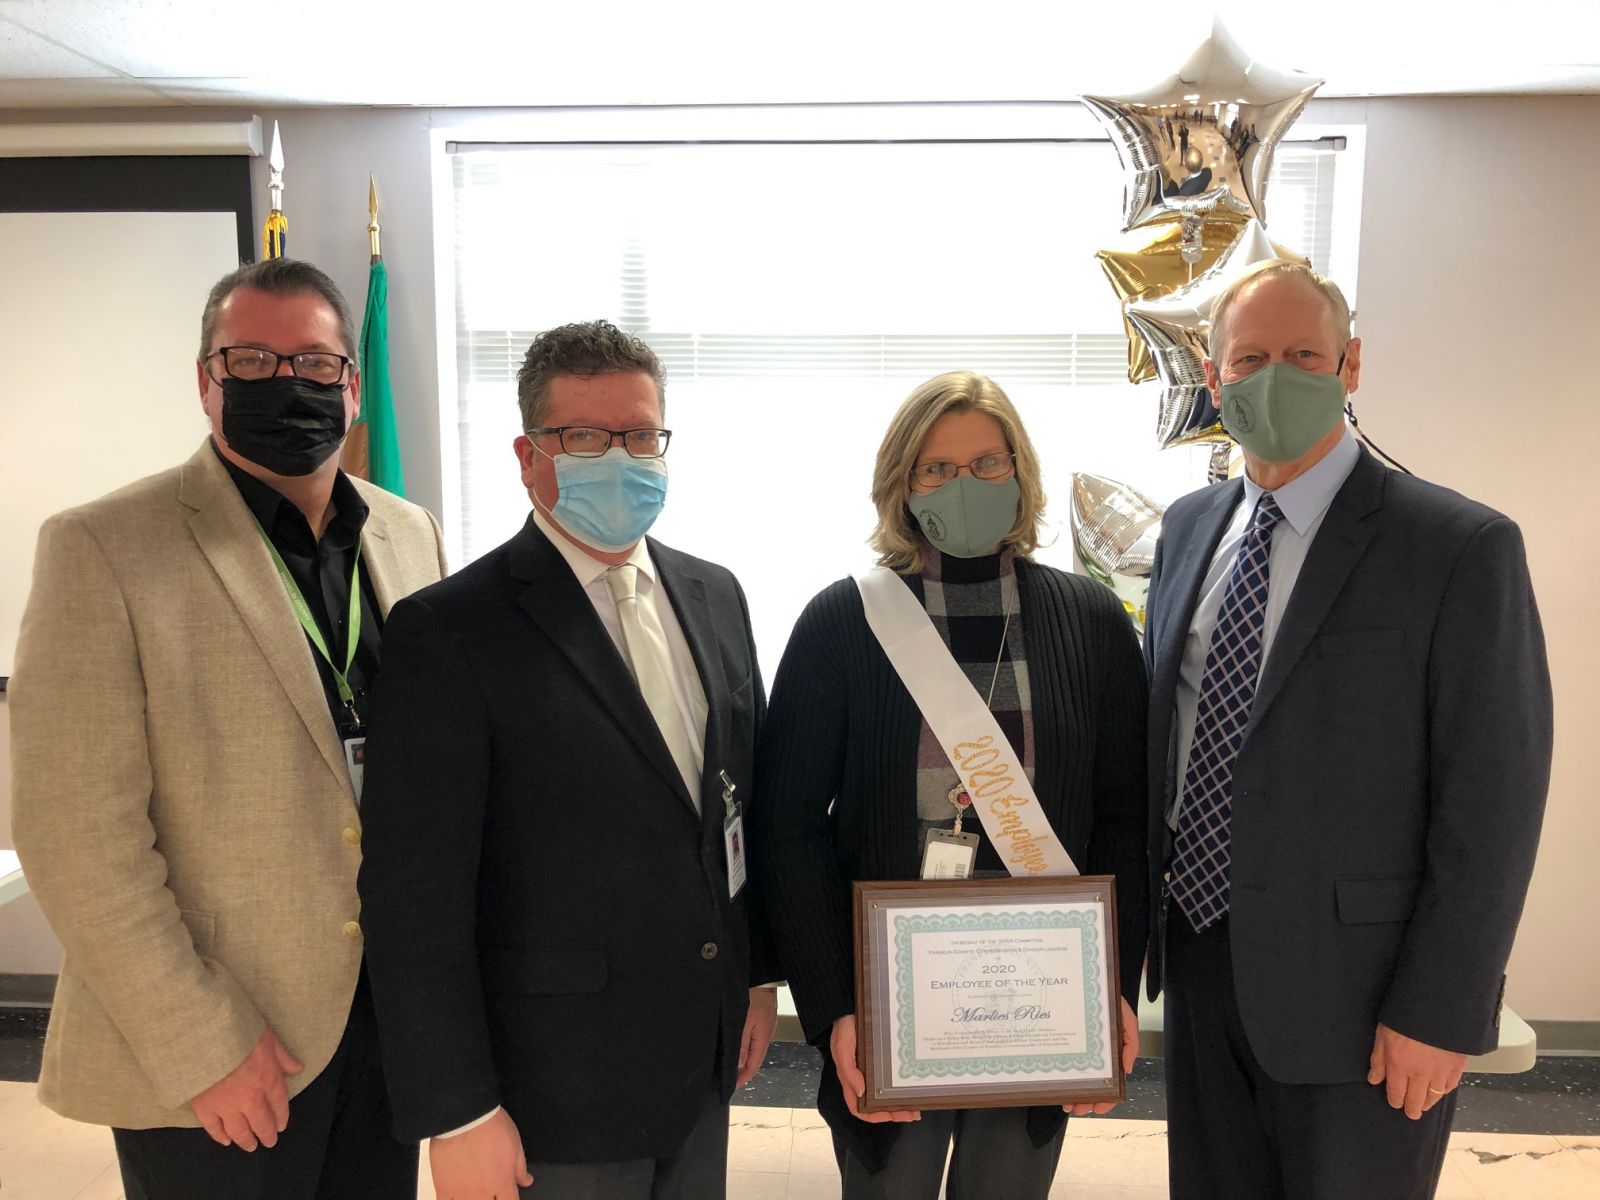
[
  {"x1": 368, "y1": 173, "x2": 381, "y2": 264},
  {"x1": 262, "y1": 121, "x2": 287, "y2": 259},
  {"x1": 344, "y1": 172, "x2": 405, "y2": 495}
]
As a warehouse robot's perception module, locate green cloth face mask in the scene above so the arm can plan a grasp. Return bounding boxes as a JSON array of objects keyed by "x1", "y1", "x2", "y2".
[
  {"x1": 1220, "y1": 361, "x2": 1346, "y2": 463},
  {"x1": 909, "y1": 475, "x2": 1021, "y2": 559}
]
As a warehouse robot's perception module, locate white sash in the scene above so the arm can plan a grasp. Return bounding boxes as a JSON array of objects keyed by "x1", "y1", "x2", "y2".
[{"x1": 854, "y1": 567, "x2": 1079, "y2": 877}]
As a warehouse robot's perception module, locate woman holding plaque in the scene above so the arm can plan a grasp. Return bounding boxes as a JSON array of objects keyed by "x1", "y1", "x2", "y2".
[{"x1": 752, "y1": 371, "x2": 1148, "y2": 1199}]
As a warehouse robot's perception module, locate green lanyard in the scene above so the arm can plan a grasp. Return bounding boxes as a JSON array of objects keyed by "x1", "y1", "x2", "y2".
[{"x1": 256, "y1": 525, "x2": 365, "y2": 727}]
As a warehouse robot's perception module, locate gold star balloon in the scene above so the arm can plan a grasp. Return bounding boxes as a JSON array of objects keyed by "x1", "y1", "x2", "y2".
[
  {"x1": 1125, "y1": 218, "x2": 1303, "y2": 448},
  {"x1": 1082, "y1": 21, "x2": 1322, "y2": 232},
  {"x1": 1097, "y1": 210, "x2": 1258, "y2": 384}
]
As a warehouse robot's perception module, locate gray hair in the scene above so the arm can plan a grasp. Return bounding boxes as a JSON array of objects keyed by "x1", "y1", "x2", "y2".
[
  {"x1": 198, "y1": 258, "x2": 358, "y2": 361},
  {"x1": 516, "y1": 320, "x2": 666, "y2": 431},
  {"x1": 1209, "y1": 259, "x2": 1353, "y2": 361}
]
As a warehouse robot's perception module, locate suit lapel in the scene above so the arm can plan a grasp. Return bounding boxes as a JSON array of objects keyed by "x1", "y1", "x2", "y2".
[
  {"x1": 1153, "y1": 480, "x2": 1244, "y2": 698},
  {"x1": 179, "y1": 444, "x2": 351, "y2": 795},
  {"x1": 509, "y1": 521, "x2": 698, "y2": 817},
  {"x1": 651, "y1": 542, "x2": 732, "y2": 829},
  {"x1": 355, "y1": 503, "x2": 400, "y2": 613},
  {"x1": 1246, "y1": 450, "x2": 1387, "y2": 738}
]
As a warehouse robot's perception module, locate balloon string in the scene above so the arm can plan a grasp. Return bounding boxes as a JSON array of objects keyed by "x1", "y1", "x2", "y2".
[{"x1": 1346, "y1": 403, "x2": 1413, "y2": 475}]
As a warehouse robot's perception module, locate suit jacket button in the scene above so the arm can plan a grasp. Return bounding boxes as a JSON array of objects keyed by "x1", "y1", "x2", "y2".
[
  {"x1": 343, "y1": 920, "x2": 362, "y2": 939},
  {"x1": 342, "y1": 827, "x2": 360, "y2": 847},
  {"x1": 700, "y1": 942, "x2": 719, "y2": 960}
]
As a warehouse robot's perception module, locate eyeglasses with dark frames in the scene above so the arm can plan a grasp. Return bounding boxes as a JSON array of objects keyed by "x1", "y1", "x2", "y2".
[
  {"x1": 526, "y1": 426, "x2": 673, "y2": 459},
  {"x1": 205, "y1": 346, "x2": 353, "y2": 387}
]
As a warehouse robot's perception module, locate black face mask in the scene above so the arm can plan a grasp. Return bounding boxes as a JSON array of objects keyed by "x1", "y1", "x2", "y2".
[{"x1": 220, "y1": 375, "x2": 347, "y2": 477}]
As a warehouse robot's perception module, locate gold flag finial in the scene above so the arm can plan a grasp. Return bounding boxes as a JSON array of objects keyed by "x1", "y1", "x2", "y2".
[
  {"x1": 262, "y1": 120, "x2": 288, "y2": 259},
  {"x1": 367, "y1": 174, "x2": 381, "y2": 261}
]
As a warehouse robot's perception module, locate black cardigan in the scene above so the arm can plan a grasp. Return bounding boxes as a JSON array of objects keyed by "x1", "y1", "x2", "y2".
[{"x1": 750, "y1": 558, "x2": 1150, "y2": 1166}]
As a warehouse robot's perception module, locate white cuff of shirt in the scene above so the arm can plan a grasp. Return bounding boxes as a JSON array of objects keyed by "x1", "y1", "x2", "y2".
[{"x1": 435, "y1": 1106, "x2": 501, "y2": 1140}]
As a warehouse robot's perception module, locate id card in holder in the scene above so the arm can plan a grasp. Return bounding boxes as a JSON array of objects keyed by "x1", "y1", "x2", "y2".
[
  {"x1": 343, "y1": 735, "x2": 367, "y2": 805},
  {"x1": 724, "y1": 807, "x2": 747, "y2": 898},
  {"x1": 920, "y1": 828, "x2": 979, "y2": 879},
  {"x1": 719, "y1": 768, "x2": 746, "y2": 898}
]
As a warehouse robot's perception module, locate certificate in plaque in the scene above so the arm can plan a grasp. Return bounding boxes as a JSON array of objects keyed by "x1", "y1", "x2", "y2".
[{"x1": 852, "y1": 876, "x2": 1124, "y2": 1111}]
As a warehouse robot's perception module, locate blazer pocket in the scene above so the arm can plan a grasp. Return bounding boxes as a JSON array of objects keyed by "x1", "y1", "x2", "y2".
[
  {"x1": 482, "y1": 946, "x2": 608, "y2": 995},
  {"x1": 179, "y1": 909, "x2": 216, "y2": 956},
  {"x1": 1335, "y1": 877, "x2": 1422, "y2": 925},
  {"x1": 1315, "y1": 629, "x2": 1404, "y2": 658}
]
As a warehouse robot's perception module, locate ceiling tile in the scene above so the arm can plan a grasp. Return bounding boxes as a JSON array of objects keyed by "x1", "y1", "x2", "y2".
[{"x1": 0, "y1": 14, "x2": 118, "y2": 77}]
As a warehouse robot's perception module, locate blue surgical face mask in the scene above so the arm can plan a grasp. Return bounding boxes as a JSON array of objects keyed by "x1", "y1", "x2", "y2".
[{"x1": 539, "y1": 445, "x2": 668, "y2": 552}]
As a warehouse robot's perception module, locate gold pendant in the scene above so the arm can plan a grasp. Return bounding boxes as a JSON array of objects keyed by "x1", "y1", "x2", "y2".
[{"x1": 947, "y1": 782, "x2": 973, "y2": 836}]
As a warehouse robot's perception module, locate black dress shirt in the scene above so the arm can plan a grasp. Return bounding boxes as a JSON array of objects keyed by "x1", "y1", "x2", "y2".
[{"x1": 214, "y1": 442, "x2": 383, "y2": 733}]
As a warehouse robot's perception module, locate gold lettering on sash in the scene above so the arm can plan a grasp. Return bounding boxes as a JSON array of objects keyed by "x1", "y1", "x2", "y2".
[{"x1": 949, "y1": 733, "x2": 1050, "y2": 874}]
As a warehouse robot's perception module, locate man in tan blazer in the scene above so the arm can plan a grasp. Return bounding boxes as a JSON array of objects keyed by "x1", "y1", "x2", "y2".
[{"x1": 9, "y1": 257, "x2": 447, "y2": 1200}]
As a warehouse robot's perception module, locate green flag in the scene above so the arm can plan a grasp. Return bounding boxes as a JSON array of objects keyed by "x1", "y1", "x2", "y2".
[{"x1": 344, "y1": 259, "x2": 405, "y2": 495}]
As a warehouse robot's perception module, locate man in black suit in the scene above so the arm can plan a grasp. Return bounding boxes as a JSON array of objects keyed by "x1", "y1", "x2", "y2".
[
  {"x1": 1143, "y1": 261, "x2": 1552, "y2": 1199},
  {"x1": 357, "y1": 321, "x2": 778, "y2": 1200}
]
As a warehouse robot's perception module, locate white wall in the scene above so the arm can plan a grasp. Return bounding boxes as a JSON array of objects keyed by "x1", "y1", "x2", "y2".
[
  {"x1": 0, "y1": 207, "x2": 240, "y2": 975},
  {"x1": 5, "y1": 95, "x2": 1598, "y2": 1027},
  {"x1": 1343, "y1": 95, "x2": 1600, "y2": 1025}
]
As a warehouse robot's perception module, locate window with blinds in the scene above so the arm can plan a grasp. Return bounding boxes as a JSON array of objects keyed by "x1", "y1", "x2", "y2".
[{"x1": 446, "y1": 135, "x2": 1347, "y2": 675}]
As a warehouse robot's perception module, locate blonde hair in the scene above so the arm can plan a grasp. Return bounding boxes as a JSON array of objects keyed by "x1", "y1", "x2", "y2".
[
  {"x1": 869, "y1": 371, "x2": 1047, "y2": 574},
  {"x1": 1209, "y1": 259, "x2": 1354, "y2": 362}
]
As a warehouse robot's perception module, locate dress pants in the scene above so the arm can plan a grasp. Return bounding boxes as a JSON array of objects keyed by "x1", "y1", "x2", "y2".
[
  {"x1": 1164, "y1": 914, "x2": 1457, "y2": 1200},
  {"x1": 114, "y1": 970, "x2": 417, "y2": 1200},
  {"x1": 832, "y1": 1106, "x2": 1067, "y2": 1200},
  {"x1": 519, "y1": 1085, "x2": 730, "y2": 1200}
]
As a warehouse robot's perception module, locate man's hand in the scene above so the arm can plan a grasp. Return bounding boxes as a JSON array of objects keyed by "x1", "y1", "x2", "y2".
[
  {"x1": 736, "y1": 987, "x2": 779, "y2": 1088},
  {"x1": 1368, "y1": 1023, "x2": 1467, "y2": 1120},
  {"x1": 190, "y1": 1027, "x2": 304, "y2": 1150},
  {"x1": 829, "y1": 1013, "x2": 919, "y2": 1124},
  {"x1": 429, "y1": 1108, "x2": 533, "y2": 1200},
  {"x1": 1065, "y1": 997, "x2": 1140, "y2": 1116}
]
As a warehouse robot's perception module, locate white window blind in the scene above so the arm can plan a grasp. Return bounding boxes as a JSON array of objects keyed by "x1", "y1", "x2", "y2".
[{"x1": 447, "y1": 135, "x2": 1347, "y2": 680}]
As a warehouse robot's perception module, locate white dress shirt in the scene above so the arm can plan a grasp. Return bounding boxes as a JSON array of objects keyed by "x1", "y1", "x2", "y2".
[
  {"x1": 531, "y1": 505, "x2": 709, "y2": 795},
  {"x1": 1168, "y1": 429, "x2": 1361, "y2": 828},
  {"x1": 438, "y1": 506, "x2": 710, "y2": 1141}
]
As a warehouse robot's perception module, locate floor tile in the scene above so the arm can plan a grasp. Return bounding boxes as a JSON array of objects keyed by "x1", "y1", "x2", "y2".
[
  {"x1": 784, "y1": 1172, "x2": 842, "y2": 1200},
  {"x1": 728, "y1": 1121, "x2": 794, "y2": 1173},
  {"x1": 1448, "y1": 1131, "x2": 1600, "y2": 1199},
  {"x1": 735, "y1": 1105, "x2": 795, "y2": 1129},
  {"x1": 69, "y1": 1163, "x2": 125, "y2": 1200},
  {"x1": 1055, "y1": 1122, "x2": 1169, "y2": 1188},
  {"x1": 1561, "y1": 1136, "x2": 1600, "y2": 1179},
  {"x1": 788, "y1": 1121, "x2": 839, "y2": 1175},
  {"x1": 790, "y1": 1106, "x2": 828, "y2": 1131},
  {"x1": 9, "y1": 1092, "x2": 1597, "y2": 1200},
  {"x1": 728, "y1": 1168, "x2": 790, "y2": 1200}
]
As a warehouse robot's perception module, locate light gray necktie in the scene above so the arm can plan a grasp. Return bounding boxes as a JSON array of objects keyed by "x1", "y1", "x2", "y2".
[{"x1": 605, "y1": 563, "x2": 701, "y2": 809}]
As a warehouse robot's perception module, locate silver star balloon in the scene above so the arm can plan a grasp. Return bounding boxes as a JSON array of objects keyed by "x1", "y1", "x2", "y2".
[
  {"x1": 1071, "y1": 473, "x2": 1165, "y2": 632},
  {"x1": 1125, "y1": 219, "x2": 1300, "y2": 448},
  {"x1": 1082, "y1": 21, "x2": 1322, "y2": 231}
]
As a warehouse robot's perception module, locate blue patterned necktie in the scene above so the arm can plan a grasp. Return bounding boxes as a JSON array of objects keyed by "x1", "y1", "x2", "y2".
[{"x1": 1170, "y1": 492, "x2": 1284, "y2": 932}]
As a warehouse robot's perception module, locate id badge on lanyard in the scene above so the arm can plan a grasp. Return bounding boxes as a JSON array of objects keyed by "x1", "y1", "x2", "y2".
[{"x1": 257, "y1": 526, "x2": 368, "y2": 801}]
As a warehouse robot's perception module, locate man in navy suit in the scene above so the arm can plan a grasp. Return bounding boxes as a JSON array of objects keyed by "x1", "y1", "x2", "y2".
[{"x1": 1143, "y1": 261, "x2": 1552, "y2": 1199}]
